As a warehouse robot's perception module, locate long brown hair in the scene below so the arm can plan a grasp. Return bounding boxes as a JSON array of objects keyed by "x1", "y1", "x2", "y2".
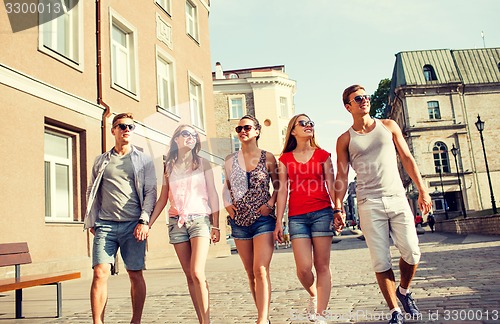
[
  {"x1": 164, "y1": 125, "x2": 201, "y2": 175},
  {"x1": 281, "y1": 114, "x2": 321, "y2": 154}
]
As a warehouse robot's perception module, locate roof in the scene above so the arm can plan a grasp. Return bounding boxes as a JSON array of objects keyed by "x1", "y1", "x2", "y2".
[{"x1": 391, "y1": 48, "x2": 500, "y2": 88}]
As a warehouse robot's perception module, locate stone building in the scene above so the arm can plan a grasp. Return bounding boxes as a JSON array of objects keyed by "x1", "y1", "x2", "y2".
[
  {"x1": 211, "y1": 63, "x2": 297, "y2": 158},
  {"x1": 388, "y1": 48, "x2": 500, "y2": 219},
  {"x1": 0, "y1": 0, "x2": 228, "y2": 278}
]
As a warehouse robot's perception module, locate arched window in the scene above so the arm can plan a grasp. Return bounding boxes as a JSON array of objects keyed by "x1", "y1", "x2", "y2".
[
  {"x1": 423, "y1": 64, "x2": 438, "y2": 81},
  {"x1": 433, "y1": 142, "x2": 450, "y2": 173}
]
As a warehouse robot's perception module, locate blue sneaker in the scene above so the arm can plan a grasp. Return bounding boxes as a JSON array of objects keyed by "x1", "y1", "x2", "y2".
[
  {"x1": 388, "y1": 311, "x2": 404, "y2": 324},
  {"x1": 396, "y1": 287, "x2": 421, "y2": 316}
]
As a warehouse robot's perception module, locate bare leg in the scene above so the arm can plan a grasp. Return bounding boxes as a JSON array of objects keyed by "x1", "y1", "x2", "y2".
[
  {"x1": 128, "y1": 269, "x2": 146, "y2": 324},
  {"x1": 311, "y1": 236, "x2": 332, "y2": 315},
  {"x1": 91, "y1": 263, "x2": 111, "y2": 324},
  {"x1": 190, "y1": 237, "x2": 211, "y2": 324},
  {"x1": 234, "y1": 239, "x2": 257, "y2": 304},
  {"x1": 174, "y1": 242, "x2": 202, "y2": 322},
  {"x1": 375, "y1": 269, "x2": 398, "y2": 310},
  {"x1": 399, "y1": 258, "x2": 418, "y2": 290},
  {"x1": 252, "y1": 233, "x2": 274, "y2": 324},
  {"x1": 291, "y1": 238, "x2": 316, "y2": 297}
]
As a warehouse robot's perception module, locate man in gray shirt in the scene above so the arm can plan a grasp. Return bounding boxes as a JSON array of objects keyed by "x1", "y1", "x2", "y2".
[
  {"x1": 84, "y1": 112, "x2": 157, "y2": 324},
  {"x1": 335, "y1": 85, "x2": 432, "y2": 324}
]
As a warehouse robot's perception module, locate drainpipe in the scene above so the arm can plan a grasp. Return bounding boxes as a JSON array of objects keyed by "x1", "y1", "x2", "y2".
[{"x1": 96, "y1": 0, "x2": 111, "y2": 153}]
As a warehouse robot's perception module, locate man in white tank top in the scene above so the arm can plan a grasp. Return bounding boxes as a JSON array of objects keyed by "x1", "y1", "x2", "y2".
[{"x1": 334, "y1": 85, "x2": 432, "y2": 324}]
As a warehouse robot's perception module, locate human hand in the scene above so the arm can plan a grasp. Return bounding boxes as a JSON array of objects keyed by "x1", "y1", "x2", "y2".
[
  {"x1": 134, "y1": 223, "x2": 149, "y2": 241},
  {"x1": 257, "y1": 204, "x2": 272, "y2": 216},
  {"x1": 334, "y1": 211, "x2": 346, "y2": 232},
  {"x1": 418, "y1": 191, "x2": 433, "y2": 215},
  {"x1": 274, "y1": 222, "x2": 283, "y2": 243},
  {"x1": 211, "y1": 228, "x2": 220, "y2": 243},
  {"x1": 225, "y1": 204, "x2": 237, "y2": 219}
]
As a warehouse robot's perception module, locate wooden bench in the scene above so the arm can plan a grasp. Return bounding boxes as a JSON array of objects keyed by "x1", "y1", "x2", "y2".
[{"x1": 0, "y1": 242, "x2": 81, "y2": 319}]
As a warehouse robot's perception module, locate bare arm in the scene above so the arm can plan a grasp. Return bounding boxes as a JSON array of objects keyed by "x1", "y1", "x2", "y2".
[
  {"x1": 334, "y1": 132, "x2": 351, "y2": 211},
  {"x1": 223, "y1": 155, "x2": 237, "y2": 218},
  {"x1": 148, "y1": 173, "x2": 170, "y2": 228},
  {"x1": 257, "y1": 152, "x2": 280, "y2": 217},
  {"x1": 323, "y1": 156, "x2": 336, "y2": 203},
  {"x1": 383, "y1": 119, "x2": 432, "y2": 214},
  {"x1": 203, "y1": 159, "x2": 221, "y2": 243},
  {"x1": 274, "y1": 160, "x2": 289, "y2": 242}
]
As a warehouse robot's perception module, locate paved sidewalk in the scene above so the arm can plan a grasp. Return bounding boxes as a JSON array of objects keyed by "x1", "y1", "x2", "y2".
[{"x1": 1, "y1": 229, "x2": 499, "y2": 323}]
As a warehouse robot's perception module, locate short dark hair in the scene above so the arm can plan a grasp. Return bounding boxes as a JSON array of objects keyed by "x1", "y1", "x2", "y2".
[
  {"x1": 112, "y1": 112, "x2": 134, "y2": 127},
  {"x1": 342, "y1": 85, "x2": 365, "y2": 105}
]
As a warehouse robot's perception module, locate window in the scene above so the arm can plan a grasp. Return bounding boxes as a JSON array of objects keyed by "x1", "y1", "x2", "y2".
[
  {"x1": 433, "y1": 142, "x2": 450, "y2": 173},
  {"x1": 185, "y1": 0, "x2": 199, "y2": 40},
  {"x1": 229, "y1": 97, "x2": 244, "y2": 119},
  {"x1": 280, "y1": 97, "x2": 288, "y2": 118},
  {"x1": 39, "y1": 0, "x2": 82, "y2": 68},
  {"x1": 189, "y1": 77, "x2": 204, "y2": 129},
  {"x1": 156, "y1": 0, "x2": 171, "y2": 14},
  {"x1": 44, "y1": 129, "x2": 76, "y2": 222},
  {"x1": 111, "y1": 12, "x2": 139, "y2": 97},
  {"x1": 423, "y1": 64, "x2": 437, "y2": 81},
  {"x1": 157, "y1": 53, "x2": 176, "y2": 113},
  {"x1": 231, "y1": 134, "x2": 241, "y2": 152},
  {"x1": 428, "y1": 101, "x2": 441, "y2": 120}
]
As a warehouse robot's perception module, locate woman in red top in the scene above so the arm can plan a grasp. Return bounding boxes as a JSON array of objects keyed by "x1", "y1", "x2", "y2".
[{"x1": 274, "y1": 114, "x2": 344, "y2": 322}]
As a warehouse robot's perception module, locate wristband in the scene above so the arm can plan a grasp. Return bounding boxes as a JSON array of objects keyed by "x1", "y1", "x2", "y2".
[
  {"x1": 265, "y1": 202, "x2": 275, "y2": 210},
  {"x1": 212, "y1": 226, "x2": 220, "y2": 231},
  {"x1": 333, "y1": 209, "x2": 342, "y2": 214}
]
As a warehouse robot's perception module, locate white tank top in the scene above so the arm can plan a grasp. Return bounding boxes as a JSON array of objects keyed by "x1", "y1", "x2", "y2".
[{"x1": 348, "y1": 119, "x2": 406, "y2": 200}]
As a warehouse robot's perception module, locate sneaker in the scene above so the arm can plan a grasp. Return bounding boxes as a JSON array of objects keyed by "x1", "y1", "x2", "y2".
[
  {"x1": 315, "y1": 315, "x2": 327, "y2": 324},
  {"x1": 396, "y1": 287, "x2": 421, "y2": 316},
  {"x1": 307, "y1": 296, "x2": 317, "y2": 321},
  {"x1": 388, "y1": 311, "x2": 404, "y2": 324}
]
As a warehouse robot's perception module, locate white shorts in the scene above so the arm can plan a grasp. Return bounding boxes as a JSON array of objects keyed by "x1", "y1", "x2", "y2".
[{"x1": 358, "y1": 195, "x2": 421, "y2": 273}]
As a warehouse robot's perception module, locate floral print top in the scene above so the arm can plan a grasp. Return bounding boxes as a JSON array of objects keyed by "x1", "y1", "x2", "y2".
[{"x1": 229, "y1": 150, "x2": 274, "y2": 226}]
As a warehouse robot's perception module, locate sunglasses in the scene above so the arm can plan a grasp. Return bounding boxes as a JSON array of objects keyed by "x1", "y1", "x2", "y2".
[
  {"x1": 235, "y1": 125, "x2": 254, "y2": 133},
  {"x1": 296, "y1": 120, "x2": 315, "y2": 128},
  {"x1": 116, "y1": 123, "x2": 136, "y2": 131},
  {"x1": 180, "y1": 130, "x2": 198, "y2": 138},
  {"x1": 348, "y1": 94, "x2": 371, "y2": 104}
]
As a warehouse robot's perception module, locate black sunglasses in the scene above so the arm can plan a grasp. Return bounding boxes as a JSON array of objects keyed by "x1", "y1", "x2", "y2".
[
  {"x1": 180, "y1": 130, "x2": 198, "y2": 138},
  {"x1": 296, "y1": 120, "x2": 315, "y2": 127},
  {"x1": 235, "y1": 125, "x2": 254, "y2": 133},
  {"x1": 116, "y1": 123, "x2": 136, "y2": 131},
  {"x1": 348, "y1": 95, "x2": 371, "y2": 104}
]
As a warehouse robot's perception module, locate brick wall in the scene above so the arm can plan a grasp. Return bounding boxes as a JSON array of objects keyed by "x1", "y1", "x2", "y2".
[{"x1": 436, "y1": 214, "x2": 500, "y2": 235}]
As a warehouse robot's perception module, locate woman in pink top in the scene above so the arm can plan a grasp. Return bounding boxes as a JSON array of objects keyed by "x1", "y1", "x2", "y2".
[
  {"x1": 149, "y1": 125, "x2": 220, "y2": 324},
  {"x1": 274, "y1": 114, "x2": 345, "y2": 322}
]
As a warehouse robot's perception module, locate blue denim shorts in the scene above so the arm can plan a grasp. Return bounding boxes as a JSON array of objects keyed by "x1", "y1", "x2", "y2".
[
  {"x1": 288, "y1": 207, "x2": 334, "y2": 240},
  {"x1": 92, "y1": 219, "x2": 146, "y2": 271},
  {"x1": 168, "y1": 215, "x2": 211, "y2": 244},
  {"x1": 228, "y1": 215, "x2": 276, "y2": 240}
]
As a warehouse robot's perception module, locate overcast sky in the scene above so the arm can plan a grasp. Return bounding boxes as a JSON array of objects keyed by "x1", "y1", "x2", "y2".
[{"x1": 209, "y1": 0, "x2": 500, "y2": 159}]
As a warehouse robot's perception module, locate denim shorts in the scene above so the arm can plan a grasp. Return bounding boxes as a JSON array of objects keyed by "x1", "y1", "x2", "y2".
[
  {"x1": 168, "y1": 215, "x2": 211, "y2": 244},
  {"x1": 358, "y1": 195, "x2": 421, "y2": 272},
  {"x1": 228, "y1": 215, "x2": 276, "y2": 240},
  {"x1": 288, "y1": 207, "x2": 334, "y2": 240},
  {"x1": 92, "y1": 219, "x2": 146, "y2": 271}
]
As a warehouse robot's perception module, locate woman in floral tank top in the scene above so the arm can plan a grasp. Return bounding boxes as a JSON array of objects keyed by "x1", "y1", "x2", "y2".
[{"x1": 223, "y1": 115, "x2": 279, "y2": 324}]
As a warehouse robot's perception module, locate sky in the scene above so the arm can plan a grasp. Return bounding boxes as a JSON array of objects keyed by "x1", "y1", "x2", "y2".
[{"x1": 209, "y1": 0, "x2": 500, "y2": 158}]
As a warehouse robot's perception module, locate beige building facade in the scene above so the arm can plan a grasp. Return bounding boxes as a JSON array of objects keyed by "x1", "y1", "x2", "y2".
[
  {"x1": 0, "y1": 0, "x2": 228, "y2": 279},
  {"x1": 211, "y1": 63, "x2": 297, "y2": 159},
  {"x1": 389, "y1": 48, "x2": 500, "y2": 219}
]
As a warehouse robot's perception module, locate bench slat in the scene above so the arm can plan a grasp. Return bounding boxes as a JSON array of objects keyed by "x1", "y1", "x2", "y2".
[
  {"x1": 0, "y1": 243, "x2": 29, "y2": 255},
  {"x1": 0, "y1": 253, "x2": 31, "y2": 267},
  {"x1": 0, "y1": 272, "x2": 81, "y2": 292}
]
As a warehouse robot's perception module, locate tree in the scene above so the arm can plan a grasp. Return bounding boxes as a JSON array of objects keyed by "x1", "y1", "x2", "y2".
[{"x1": 370, "y1": 78, "x2": 391, "y2": 118}]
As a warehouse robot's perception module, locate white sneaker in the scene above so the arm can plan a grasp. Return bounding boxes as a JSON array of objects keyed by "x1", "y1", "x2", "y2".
[
  {"x1": 307, "y1": 296, "x2": 317, "y2": 321},
  {"x1": 315, "y1": 314, "x2": 327, "y2": 323}
]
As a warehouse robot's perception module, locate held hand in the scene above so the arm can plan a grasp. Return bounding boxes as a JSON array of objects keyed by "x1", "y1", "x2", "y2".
[
  {"x1": 134, "y1": 224, "x2": 150, "y2": 241},
  {"x1": 225, "y1": 204, "x2": 237, "y2": 219},
  {"x1": 211, "y1": 228, "x2": 220, "y2": 243},
  {"x1": 274, "y1": 222, "x2": 283, "y2": 243},
  {"x1": 334, "y1": 211, "x2": 346, "y2": 232}
]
